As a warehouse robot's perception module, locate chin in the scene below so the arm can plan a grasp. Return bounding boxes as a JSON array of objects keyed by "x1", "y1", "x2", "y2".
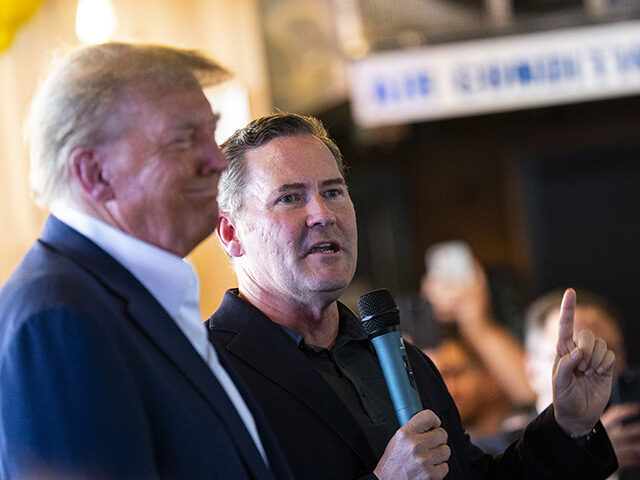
[{"x1": 312, "y1": 281, "x2": 349, "y2": 299}]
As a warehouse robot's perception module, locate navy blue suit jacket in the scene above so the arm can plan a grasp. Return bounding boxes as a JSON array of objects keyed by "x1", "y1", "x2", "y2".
[
  {"x1": 208, "y1": 290, "x2": 617, "y2": 480},
  {"x1": 0, "y1": 217, "x2": 293, "y2": 480}
]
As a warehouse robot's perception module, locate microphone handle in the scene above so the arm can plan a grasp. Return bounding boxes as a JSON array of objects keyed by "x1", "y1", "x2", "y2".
[{"x1": 371, "y1": 330, "x2": 423, "y2": 425}]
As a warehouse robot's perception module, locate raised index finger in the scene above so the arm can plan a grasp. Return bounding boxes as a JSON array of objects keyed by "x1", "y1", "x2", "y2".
[{"x1": 557, "y1": 288, "x2": 576, "y2": 354}]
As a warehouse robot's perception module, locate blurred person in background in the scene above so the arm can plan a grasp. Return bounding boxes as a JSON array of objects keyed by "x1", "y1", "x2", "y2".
[
  {"x1": 421, "y1": 241, "x2": 534, "y2": 406},
  {"x1": 400, "y1": 242, "x2": 540, "y2": 452},
  {"x1": 525, "y1": 289, "x2": 640, "y2": 480},
  {"x1": 425, "y1": 336, "x2": 505, "y2": 434},
  {"x1": 422, "y1": 334, "x2": 529, "y2": 454},
  {"x1": 402, "y1": 241, "x2": 535, "y2": 406}
]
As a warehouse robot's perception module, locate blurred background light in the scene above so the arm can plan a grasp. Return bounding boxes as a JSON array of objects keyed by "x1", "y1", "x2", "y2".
[
  {"x1": 206, "y1": 82, "x2": 252, "y2": 145},
  {"x1": 75, "y1": 0, "x2": 117, "y2": 44}
]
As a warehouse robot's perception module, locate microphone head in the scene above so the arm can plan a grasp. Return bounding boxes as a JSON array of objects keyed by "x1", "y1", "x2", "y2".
[{"x1": 358, "y1": 289, "x2": 400, "y2": 337}]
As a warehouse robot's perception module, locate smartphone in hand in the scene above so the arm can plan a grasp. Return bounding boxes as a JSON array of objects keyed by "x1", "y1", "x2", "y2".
[
  {"x1": 611, "y1": 367, "x2": 640, "y2": 423},
  {"x1": 425, "y1": 241, "x2": 474, "y2": 284}
]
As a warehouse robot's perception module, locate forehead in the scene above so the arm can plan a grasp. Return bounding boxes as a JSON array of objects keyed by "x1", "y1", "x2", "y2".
[
  {"x1": 243, "y1": 135, "x2": 343, "y2": 189},
  {"x1": 125, "y1": 86, "x2": 216, "y2": 132}
]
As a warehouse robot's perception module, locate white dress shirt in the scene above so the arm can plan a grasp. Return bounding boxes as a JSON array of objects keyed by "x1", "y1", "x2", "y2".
[{"x1": 51, "y1": 206, "x2": 268, "y2": 464}]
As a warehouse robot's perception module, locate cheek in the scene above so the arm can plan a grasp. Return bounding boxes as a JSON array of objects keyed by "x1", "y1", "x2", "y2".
[
  {"x1": 337, "y1": 209, "x2": 358, "y2": 255},
  {"x1": 343, "y1": 207, "x2": 358, "y2": 233},
  {"x1": 145, "y1": 164, "x2": 185, "y2": 191},
  {"x1": 239, "y1": 209, "x2": 309, "y2": 262},
  {"x1": 243, "y1": 219, "x2": 289, "y2": 258},
  {"x1": 268, "y1": 217, "x2": 303, "y2": 247}
]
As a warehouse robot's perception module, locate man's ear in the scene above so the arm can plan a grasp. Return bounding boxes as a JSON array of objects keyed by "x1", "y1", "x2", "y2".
[
  {"x1": 216, "y1": 213, "x2": 245, "y2": 258},
  {"x1": 69, "y1": 146, "x2": 114, "y2": 203}
]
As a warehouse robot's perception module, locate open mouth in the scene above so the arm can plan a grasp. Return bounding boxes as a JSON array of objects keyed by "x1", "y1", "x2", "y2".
[{"x1": 307, "y1": 242, "x2": 340, "y2": 255}]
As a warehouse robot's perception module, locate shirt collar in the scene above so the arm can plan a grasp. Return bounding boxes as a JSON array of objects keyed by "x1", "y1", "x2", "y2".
[
  {"x1": 51, "y1": 205, "x2": 198, "y2": 319},
  {"x1": 278, "y1": 302, "x2": 368, "y2": 351}
]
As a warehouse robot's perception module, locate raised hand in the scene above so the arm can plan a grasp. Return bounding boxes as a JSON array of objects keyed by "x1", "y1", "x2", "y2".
[
  {"x1": 374, "y1": 409, "x2": 451, "y2": 480},
  {"x1": 552, "y1": 288, "x2": 616, "y2": 436},
  {"x1": 422, "y1": 260, "x2": 491, "y2": 327}
]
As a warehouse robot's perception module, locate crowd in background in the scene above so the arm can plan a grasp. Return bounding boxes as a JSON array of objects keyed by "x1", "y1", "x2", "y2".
[{"x1": 400, "y1": 242, "x2": 640, "y2": 479}]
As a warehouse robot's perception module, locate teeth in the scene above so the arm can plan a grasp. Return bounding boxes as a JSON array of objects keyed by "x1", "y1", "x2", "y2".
[{"x1": 310, "y1": 243, "x2": 336, "y2": 254}]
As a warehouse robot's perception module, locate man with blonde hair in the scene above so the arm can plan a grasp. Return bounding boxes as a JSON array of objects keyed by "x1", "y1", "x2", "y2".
[{"x1": 0, "y1": 42, "x2": 292, "y2": 480}]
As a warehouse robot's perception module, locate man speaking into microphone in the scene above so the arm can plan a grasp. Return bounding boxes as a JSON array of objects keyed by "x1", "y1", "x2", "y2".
[{"x1": 207, "y1": 112, "x2": 617, "y2": 480}]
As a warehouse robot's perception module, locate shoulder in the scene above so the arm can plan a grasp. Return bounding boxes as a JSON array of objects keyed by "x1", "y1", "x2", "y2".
[
  {"x1": 404, "y1": 341, "x2": 446, "y2": 384},
  {"x1": 2, "y1": 246, "x2": 115, "y2": 316},
  {"x1": 0, "y1": 242, "x2": 126, "y2": 358},
  {"x1": 207, "y1": 289, "x2": 275, "y2": 335},
  {"x1": 404, "y1": 341, "x2": 459, "y2": 415}
]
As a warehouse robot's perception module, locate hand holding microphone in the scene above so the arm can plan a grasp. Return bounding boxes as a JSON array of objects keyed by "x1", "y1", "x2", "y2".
[
  {"x1": 374, "y1": 410, "x2": 451, "y2": 480},
  {"x1": 359, "y1": 289, "x2": 450, "y2": 480}
]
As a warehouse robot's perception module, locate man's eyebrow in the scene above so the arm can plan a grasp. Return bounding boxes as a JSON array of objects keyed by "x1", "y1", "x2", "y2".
[
  {"x1": 321, "y1": 178, "x2": 346, "y2": 187},
  {"x1": 173, "y1": 114, "x2": 220, "y2": 131},
  {"x1": 277, "y1": 183, "x2": 306, "y2": 192},
  {"x1": 276, "y1": 178, "x2": 345, "y2": 192}
]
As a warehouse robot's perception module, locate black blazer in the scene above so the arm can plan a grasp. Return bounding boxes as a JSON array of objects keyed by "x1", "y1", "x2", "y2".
[
  {"x1": 208, "y1": 289, "x2": 617, "y2": 480},
  {"x1": 0, "y1": 216, "x2": 293, "y2": 480}
]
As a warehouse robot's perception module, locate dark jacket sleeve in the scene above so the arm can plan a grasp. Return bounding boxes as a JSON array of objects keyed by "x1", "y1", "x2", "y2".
[
  {"x1": 467, "y1": 407, "x2": 616, "y2": 479},
  {"x1": 405, "y1": 343, "x2": 617, "y2": 480}
]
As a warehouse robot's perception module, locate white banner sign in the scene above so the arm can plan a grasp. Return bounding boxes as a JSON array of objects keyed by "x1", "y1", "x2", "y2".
[{"x1": 348, "y1": 22, "x2": 640, "y2": 127}]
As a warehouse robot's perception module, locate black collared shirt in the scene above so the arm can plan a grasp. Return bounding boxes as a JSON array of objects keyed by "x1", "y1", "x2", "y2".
[{"x1": 280, "y1": 303, "x2": 400, "y2": 458}]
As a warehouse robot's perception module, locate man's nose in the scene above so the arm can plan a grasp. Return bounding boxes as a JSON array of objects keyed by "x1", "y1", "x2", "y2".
[
  {"x1": 198, "y1": 133, "x2": 229, "y2": 175},
  {"x1": 306, "y1": 194, "x2": 336, "y2": 227}
]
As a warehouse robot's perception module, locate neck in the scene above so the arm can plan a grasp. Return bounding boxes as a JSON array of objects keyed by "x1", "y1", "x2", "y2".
[
  {"x1": 54, "y1": 196, "x2": 117, "y2": 232},
  {"x1": 58, "y1": 195, "x2": 192, "y2": 258},
  {"x1": 237, "y1": 281, "x2": 341, "y2": 349}
]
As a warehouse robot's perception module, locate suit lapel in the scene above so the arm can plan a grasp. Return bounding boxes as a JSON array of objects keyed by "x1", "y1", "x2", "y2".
[
  {"x1": 211, "y1": 291, "x2": 379, "y2": 469},
  {"x1": 217, "y1": 352, "x2": 294, "y2": 480},
  {"x1": 40, "y1": 217, "x2": 275, "y2": 479}
]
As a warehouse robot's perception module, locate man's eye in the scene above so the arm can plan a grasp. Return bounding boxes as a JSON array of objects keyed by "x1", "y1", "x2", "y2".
[
  {"x1": 278, "y1": 193, "x2": 298, "y2": 204},
  {"x1": 173, "y1": 131, "x2": 197, "y2": 146},
  {"x1": 324, "y1": 189, "x2": 342, "y2": 198}
]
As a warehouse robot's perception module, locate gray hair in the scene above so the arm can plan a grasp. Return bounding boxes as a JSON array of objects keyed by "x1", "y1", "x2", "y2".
[
  {"x1": 26, "y1": 42, "x2": 230, "y2": 207},
  {"x1": 218, "y1": 112, "x2": 346, "y2": 217}
]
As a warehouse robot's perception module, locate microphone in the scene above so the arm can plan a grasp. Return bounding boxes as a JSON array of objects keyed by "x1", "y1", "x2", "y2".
[{"x1": 358, "y1": 289, "x2": 423, "y2": 426}]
